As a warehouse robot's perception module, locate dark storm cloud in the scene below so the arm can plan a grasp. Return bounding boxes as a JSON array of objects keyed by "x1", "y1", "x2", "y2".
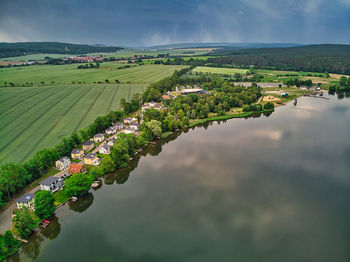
[{"x1": 0, "y1": 0, "x2": 349, "y2": 46}]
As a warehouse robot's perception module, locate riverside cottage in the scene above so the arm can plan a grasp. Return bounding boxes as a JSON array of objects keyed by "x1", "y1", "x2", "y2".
[
  {"x1": 55, "y1": 156, "x2": 70, "y2": 170},
  {"x1": 16, "y1": 193, "x2": 35, "y2": 210},
  {"x1": 71, "y1": 149, "x2": 84, "y2": 159},
  {"x1": 105, "y1": 127, "x2": 116, "y2": 135},
  {"x1": 84, "y1": 153, "x2": 100, "y2": 166},
  {"x1": 93, "y1": 133, "x2": 105, "y2": 143},
  {"x1": 113, "y1": 122, "x2": 124, "y2": 130},
  {"x1": 69, "y1": 163, "x2": 85, "y2": 174},
  {"x1": 40, "y1": 177, "x2": 63, "y2": 193},
  {"x1": 82, "y1": 141, "x2": 94, "y2": 151},
  {"x1": 99, "y1": 144, "x2": 111, "y2": 155}
]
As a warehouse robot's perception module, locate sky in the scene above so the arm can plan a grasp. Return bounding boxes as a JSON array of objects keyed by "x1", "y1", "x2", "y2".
[{"x1": 0, "y1": 0, "x2": 350, "y2": 47}]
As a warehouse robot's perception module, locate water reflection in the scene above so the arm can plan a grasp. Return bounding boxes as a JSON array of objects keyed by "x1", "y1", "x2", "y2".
[
  {"x1": 68, "y1": 193, "x2": 94, "y2": 213},
  {"x1": 6, "y1": 96, "x2": 350, "y2": 262}
]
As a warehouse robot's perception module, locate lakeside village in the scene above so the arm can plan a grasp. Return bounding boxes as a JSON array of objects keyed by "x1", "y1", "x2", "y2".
[{"x1": 1, "y1": 75, "x2": 327, "y2": 258}]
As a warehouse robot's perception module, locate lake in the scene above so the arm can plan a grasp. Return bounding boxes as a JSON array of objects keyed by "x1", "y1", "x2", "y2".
[{"x1": 7, "y1": 95, "x2": 350, "y2": 262}]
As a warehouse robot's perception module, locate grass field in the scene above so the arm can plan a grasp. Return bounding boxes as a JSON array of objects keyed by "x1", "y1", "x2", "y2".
[
  {"x1": 0, "y1": 64, "x2": 187, "y2": 86},
  {"x1": 0, "y1": 84, "x2": 145, "y2": 163},
  {"x1": 191, "y1": 66, "x2": 342, "y2": 87},
  {"x1": 191, "y1": 66, "x2": 249, "y2": 75}
]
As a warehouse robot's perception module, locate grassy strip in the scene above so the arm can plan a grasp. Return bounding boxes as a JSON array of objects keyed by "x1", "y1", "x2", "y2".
[
  {"x1": 160, "y1": 132, "x2": 174, "y2": 139},
  {"x1": 188, "y1": 110, "x2": 274, "y2": 128}
]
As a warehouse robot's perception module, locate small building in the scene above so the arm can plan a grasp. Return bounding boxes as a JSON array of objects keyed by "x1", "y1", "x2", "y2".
[
  {"x1": 124, "y1": 117, "x2": 137, "y2": 125},
  {"x1": 71, "y1": 149, "x2": 84, "y2": 159},
  {"x1": 107, "y1": 138, "x2": 115, "y2": 147},
  {"x1": 162, "y1": 95, "x2": 170, "y2": 99},
  {"x1": 130, "y1": 123, "x2": 140, "y2": 130},
  {"x1": 40, "y1": 177, "x2": 63, "y2": 193},
  {"x1": 93, "y1": 133, "x2": 105, "y2": 143},
  {"x1": 105, "y1": 127, "x2": 116, "y2": 135},
  {"x1": 16, "y1": 193, "x2": 35, "y2": 210},
  {"x1": 99, "y1": 144, "x2": 111, "y2": 155},
  {"x1": 55, "y1": 156, "x2": 70, "y2": 170},
  {"x1": 113, "y1": 122, "x2": 124, "y2": 130},
  {"x1": 180, "y1": 88, "x2": 204, "y2": 95},
  {"x1": 123, "y1": 127, "x2": 135, "y2": 134},
  {"x1": 69, "y1": 163, "x2": 85, "y2": 174},
  {"x1": 82, "y1": 141, "x2": 94, "y2": 151},
  {"x1": 142, "y1": 102, "x2": 167, "y2": 112},
  {"x1": 84, "y1": 153, "x2": 100, "y2": 166}
]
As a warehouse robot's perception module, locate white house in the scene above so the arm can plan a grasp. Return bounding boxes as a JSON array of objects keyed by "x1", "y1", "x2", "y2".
[
  {"x1": 124, "y1": 117, "x2": 137, "y2": 125},
  {"x1": 123, "y1": 127, "x2": 135, "y2": 134},
  {"x1": 107, "y1": 138, "x2": 115, "y2": 147},
  {"x1": 93, "y1": 133, "x2": 105, "y2": 143},
  {"x1": 55, "y1": 156, "x2": 70, "y2": 170},
  {"x1": 113, "y1": 122, "x2": 124, "y2": 130},
  {"x1": 130, "y1": 123, "x2": 140, "y2": 130},
  {"x1": 99, "y1": 144, "x2": 111, "y2": 155},
  {"x1": 105, "y1": 127, "x2": 116, "y2": 135},
  {"x1": 40, "y1": 177, "x2": 63, "y2": 193},
  {"x1": 16, "y1": 193, "x2": 35, "y2": 210}
]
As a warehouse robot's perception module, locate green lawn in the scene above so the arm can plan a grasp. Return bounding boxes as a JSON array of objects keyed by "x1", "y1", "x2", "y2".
[
  {"x1": 0, "y1": 84, "x2": 145, "y2": 163},
  {"x1": 191, "y1": 66, "x2": 249, "y2": 75},
  {"x1": 0, "y1": 63, "x2": 187, "y2": 86}
]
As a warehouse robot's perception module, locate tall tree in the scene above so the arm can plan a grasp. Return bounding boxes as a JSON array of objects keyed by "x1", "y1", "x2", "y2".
[{"x1": 34, "y1": 190, "x2": 55, "y2": 220}]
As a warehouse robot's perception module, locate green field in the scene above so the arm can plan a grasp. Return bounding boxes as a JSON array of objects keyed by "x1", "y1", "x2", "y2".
[
  {"x1": 0, "y1": 64, "x2": 187, "y2": 86},
  {"x1": 0, "y1": 53, "x2": 78, "y2": 61},
  {"x1": 191, "y1": 66, "x2": 249, "y2": 75},
  {"x1": 0, "y1": 84, "x2": 145, "y2": 163}
]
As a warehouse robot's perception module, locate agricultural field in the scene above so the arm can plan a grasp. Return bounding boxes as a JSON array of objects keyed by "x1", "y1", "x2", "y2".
[
  {"x1": 0, "y1": 53, "x2": 77, "y2": 62},
  {"x1": 0, "y1": 64, "x2": 187, "y2": 86},
  {"x1": 190, "y1": 66, "x2": 342, "y2": 87},
  {"x1": 191, "y1": 66, "x2": 249, "y2": 75},
  {"x1": 0, "y1": 84, "x2": 145, "y2": 163}
]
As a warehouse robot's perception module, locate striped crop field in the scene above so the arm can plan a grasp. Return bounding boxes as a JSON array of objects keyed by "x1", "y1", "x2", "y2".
[
  {"x1": 0, "y1": 63, "x2": 187, "y2": 86},
  {"x1": 191, "y1": 66, "x2": 249, "y2": 75},
  {"x1": 0, "y1": 84, "x2": 145, "y2": 163}
]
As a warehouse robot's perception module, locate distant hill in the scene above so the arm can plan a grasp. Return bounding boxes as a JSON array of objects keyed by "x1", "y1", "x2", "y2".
[
  {"x1": 144, "y1": 42, "x2": 302, "y2": 50},
  {"x1": 208, "y1": 44, "x2": 350, "y2": 74},
  {"x1": 0, "y1": 42, "x2": 123, "y2": 58}
]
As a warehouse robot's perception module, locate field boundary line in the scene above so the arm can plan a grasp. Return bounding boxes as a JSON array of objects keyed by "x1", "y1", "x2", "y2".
[
  {"x1": 0, "y1": 87, "x2": 42, "y2": 105},
  {"x1": 0, "y1": 86, "x2": 75, "y2": 153},
  {"x1": 20, "y1": 85, "x2": 95, "y2": 162},
  {"x1": 106, "y1": 85, "x2": 120, "y2": 113},
  {"x1": 0, "y1": 87, "x2": 55, "y2": 120},
  {"x1": 74, "y1": 85, "x2": 107, "y2": 131},
  {"x1": 0, "y1": 85, "x2": 71, "y2": 131}
]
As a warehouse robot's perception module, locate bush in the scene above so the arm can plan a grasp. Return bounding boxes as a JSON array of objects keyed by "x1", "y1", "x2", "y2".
[
  {"x1": 65, "y1": 173, "x2": 93, "y2": 197},
  {"x1": 34, "y1": 190, "x2": 55, "y2": 220},
  {"x1": 263, "y1": 102, "x2": 274, "y2": 110}
]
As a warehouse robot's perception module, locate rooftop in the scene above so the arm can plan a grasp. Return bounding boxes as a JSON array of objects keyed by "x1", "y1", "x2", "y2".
[
  {"x1": 40, "y1": 176, "x2": 61, "y2": 186},
  {"x1": 82, "y1": 141, "x2": 94, "y2": 146},
  {"x1": 17, "y1": 193, "x2": 35, "y2": 204},
  {"x1": 71, "y1": 149, "x2": 83, "y2": 154},
  {"x1": 85, "y1": 153, "x2": 97, "y2": 159},
  {"x1": 69, "y1": 163, "x2": 83, "y2": 173}
]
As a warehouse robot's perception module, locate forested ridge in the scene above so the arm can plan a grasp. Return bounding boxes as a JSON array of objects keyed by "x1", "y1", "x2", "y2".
[
  {"x1": 208, "y1": 44, "x2": 350, "y2": 74},
  {"x1": 0, "y1": 42, "x2": 123, "y2": 58}
]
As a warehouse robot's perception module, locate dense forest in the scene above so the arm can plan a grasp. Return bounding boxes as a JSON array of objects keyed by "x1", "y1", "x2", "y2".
[
  {"x1": 0, "y1": 42, "x2": 123, "y2": 58},
  {"x1": 208, "y1": 44, "x2": 350, "y2": 74}
]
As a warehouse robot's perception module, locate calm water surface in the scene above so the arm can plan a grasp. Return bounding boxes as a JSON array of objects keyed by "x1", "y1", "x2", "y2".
[{"x1": 7, "y1": 96, "x2": 350, "y2": 262}]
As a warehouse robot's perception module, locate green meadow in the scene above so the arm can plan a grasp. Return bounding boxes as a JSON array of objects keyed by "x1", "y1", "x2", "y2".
[
  {"x1": 191, "y1": 66, "x2": 249, "y2": 75},
  {"x1": 0, "y1": 63, "x2": 186, "y2": 86},
  {"x1": 0, "y1": 84, "x2": 145, "y2": 163}
]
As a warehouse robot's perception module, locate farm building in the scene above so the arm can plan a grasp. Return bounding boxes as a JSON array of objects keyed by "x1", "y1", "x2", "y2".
[
  {"x1": 93, "y1": 133, "x2": 105, "y2": 143},
  {"x1": 84, "y1": 153, "x2": 100, "y2": 166},
  {"x1": 40, "y1": 177, "x2": 63, "y2": 193},
  {"x1": 82, "y1": 141, "x2": 94, "y2": 151},
  {"x1": 71, "y1": 149, "x2": 84, "y2": 159},
  {"x1": 55, "y1": 156, "x2": 70, "y2": 170},
  {"x1": 16, "y1": 193, "x2": 35, "y2": 210},
  {"x1": 69, "y1": 163, "x2": 85, "y2": 174},
  {"x1": 142, "y1": 102, "x2": 167, "y2": 111},
  {"x1": 99, "y1": 144, "x2": 111, "y2": 155}
]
